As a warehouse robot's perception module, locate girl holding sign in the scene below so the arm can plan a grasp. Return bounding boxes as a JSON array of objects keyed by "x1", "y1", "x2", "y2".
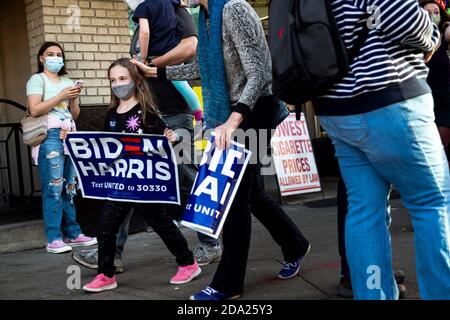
[
  {"x1": 133, "y1": 0, "x2": 311, "y2": 300},
  {"x1": 82, "y1": 58, "x2": 201, "y2": 293}
]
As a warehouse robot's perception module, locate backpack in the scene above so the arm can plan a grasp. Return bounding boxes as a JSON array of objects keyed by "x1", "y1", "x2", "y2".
[{"x1": 269, "y1": 0, "x2": 369, "y2": 107}]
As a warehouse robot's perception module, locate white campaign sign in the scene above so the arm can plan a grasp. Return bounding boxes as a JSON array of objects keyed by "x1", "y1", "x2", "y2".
[{"x1": 271, "y1": 113, "x2": 321, "y2": 196}]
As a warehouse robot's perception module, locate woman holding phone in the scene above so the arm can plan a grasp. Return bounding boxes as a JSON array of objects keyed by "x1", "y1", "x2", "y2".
[{"x1": 26, "y1": 41, "x2": 96, "y2": 254}]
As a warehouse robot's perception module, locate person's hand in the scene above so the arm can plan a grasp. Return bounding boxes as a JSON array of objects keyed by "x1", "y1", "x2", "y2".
[
  {"x1": 59, "y1": 129, "x2": 68, "y2": 140},
  {"x1": 214, "y1": 112, "x2": 244, "y2": 150},
  {"x1": 164, "y1": 128, "x2": 178, "y2": 144},
  {"x1": 130, "y1": 59, "x2": 157, "y2": 77},
  {"x1": 59, "y1": 87, "x2": 81, "y2": 101},
  {"x1": 132, "y1": 54, "x2": 147, "y2": 65}
]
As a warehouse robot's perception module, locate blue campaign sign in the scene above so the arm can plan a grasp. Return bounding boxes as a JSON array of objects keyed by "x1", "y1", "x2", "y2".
[
  {"x1": 181, "y1": 134, "x2": 252, "y2": 239},
  {"x1": 65, "y1": 132, "x2": 180, "y2": 204}
]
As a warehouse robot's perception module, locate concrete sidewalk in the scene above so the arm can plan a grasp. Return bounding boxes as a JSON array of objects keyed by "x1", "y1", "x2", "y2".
[{"x1": 0, "y1": 190, "x2": 419, "y2": 300}]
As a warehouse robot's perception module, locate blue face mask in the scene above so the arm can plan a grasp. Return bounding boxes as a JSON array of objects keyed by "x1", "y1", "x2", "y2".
[{"x1": 44, "y1": 56, "x2": 64, "y2": 74}]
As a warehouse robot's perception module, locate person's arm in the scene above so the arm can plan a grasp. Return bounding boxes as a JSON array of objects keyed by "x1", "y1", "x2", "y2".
[
  {"x1": 131, "y1": 55, "x2": 200, "y2": 81},
  {"x1": 69, "y1": 96, "x2": 80, "y2": 120},
  {"x1": 139, "y1": 18, "x2": 150, "y2": 64},
  {"x1": 372, "y1": 0, "x2": 440, "y2": 52},
  {"x1": 223, "y1": 2, "x2": 271, "y2": 117},
  {"x1": 28, "y1": 87, "x2": 80, "y2": 118},
  {"x1": 150, "y1": 36, "x2": 197, "y2": 67},
  {"x1": 151, "y1": 6, "x2": 198, "y2": 67}
]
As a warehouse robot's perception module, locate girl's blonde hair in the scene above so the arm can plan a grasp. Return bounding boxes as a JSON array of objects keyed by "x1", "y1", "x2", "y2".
[{"x1": 107, "y1": 58, "x2": 160, "y2": 125}]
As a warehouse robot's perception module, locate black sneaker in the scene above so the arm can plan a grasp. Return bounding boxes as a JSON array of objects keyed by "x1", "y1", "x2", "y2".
[
  {"x1": 337, "y1": 275, "x2": 407, "y2": 299},
  {"x1": 394, "y1": 269, "x2": 405, "y2": 284},
  {"x1": 338, "y1": 277, "x2": 353, "y2": 298}
]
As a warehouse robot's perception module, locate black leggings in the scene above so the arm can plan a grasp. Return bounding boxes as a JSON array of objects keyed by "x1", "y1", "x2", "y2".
[{"x1": 97, "y1": 201, "x2": 194, "y2": 277}]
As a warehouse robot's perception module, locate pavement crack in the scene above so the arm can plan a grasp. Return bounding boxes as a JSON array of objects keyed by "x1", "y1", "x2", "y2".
[{"x1": 298, "y1": 275, "x2": 331, "y2": 299}]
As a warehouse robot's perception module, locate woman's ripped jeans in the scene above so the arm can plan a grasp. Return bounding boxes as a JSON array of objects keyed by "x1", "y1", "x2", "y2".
[{"x1": 38, "y1": 128, "x2": 81, "y2": 242}]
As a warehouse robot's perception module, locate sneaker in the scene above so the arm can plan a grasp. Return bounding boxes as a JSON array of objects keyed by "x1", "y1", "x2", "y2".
[
  {"x1": 82, "y1": 274, "x2": 117, "y2": 293},
  {"x1": 72, "y1": 248, "x2": 98, "y2": 269},
  {"x1": 398, "y1": 284, "x2": 408, "y2": 299},
  {"x1": 72, "y1": 248, "x2": 125, "y2": 274},
  {"x1": 338, "y1": 277, "x2": 353, "y2": 298},
  {"x1": 64, "y1": 234, "x2": 97, "y2": 247},
  {"x1": 337, "y1": 276, "x2": 407, "y2": 299},
  {"x1": 46, "y1": 240, "x2": 72, "y2": 254},
  {"x1": 189, "y1": 286, "x2": 241, "y2": 301},
  {"x1": 114, "y1": 258, "x2": 124, "y2": 274},
  {"x1": 278, "y1": 244, "x2": 310, "y2": 279},
  {"x1": 394, "y1": 269, "x2": 405, "y2": 285},
  {"x1": 170, "y1": 261, "x2": 202, "y2": 284},
  {"x1": 193, "y1": 243, "x2": 222, "y2": 266}
]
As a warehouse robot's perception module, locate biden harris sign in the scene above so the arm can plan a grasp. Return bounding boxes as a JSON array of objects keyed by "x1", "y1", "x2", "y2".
[
  {"x1": 181, "y1": 134, "x2": 252, "y2": 239},
  {"x1": 65, "y1": 132, "x2": 179, "y2": 204}
]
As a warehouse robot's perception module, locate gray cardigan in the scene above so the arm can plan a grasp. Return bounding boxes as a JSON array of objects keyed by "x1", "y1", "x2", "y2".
[{"x1": 160, "y1": 0, "x2": 272, "y2": 115}]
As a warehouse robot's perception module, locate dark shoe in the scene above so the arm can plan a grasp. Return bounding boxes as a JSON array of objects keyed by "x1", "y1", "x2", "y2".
[
  {"x1": 398, "y1": 284, "x2": 407, "y2": 299},
  {"x1": 337, "y1": 276, "x2": 407, "y2": 299},
  {"x1": 338, "y1": 277, "x2": 353, "y2": 298},
  {"x1": 278, "y1": 244, "x2": 311, "y2": 279},
  {"x1": 189, "y1": 287, "x2": 240, "y2": 301},
  {"x1": 72, "y1": 248, "x2": 124, "y2": 274},
  {"x1": 72, "y1": 248, "x2": 98, "y2": 269},
  {"x1": 394, "y1": 269, "x2": 405, "y2": 284}
]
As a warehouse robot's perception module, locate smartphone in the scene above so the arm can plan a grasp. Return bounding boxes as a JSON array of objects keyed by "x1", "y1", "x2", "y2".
[{"x1": 72, "y1": 80, "x2": 85, "y2": 88}]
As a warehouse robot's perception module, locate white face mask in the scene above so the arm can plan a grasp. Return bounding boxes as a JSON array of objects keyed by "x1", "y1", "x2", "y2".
[{"x1": 123, "y1": 0, "x2": 145, "y2": 11}]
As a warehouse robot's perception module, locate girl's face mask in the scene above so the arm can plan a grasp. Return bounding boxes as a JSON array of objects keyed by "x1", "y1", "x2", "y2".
[
  {"x1": 111, "y1": 81, "x2": 136, "y2": 101},
  {"x1": 44, "y1": 56, "x2": 64, "y2": 74}
]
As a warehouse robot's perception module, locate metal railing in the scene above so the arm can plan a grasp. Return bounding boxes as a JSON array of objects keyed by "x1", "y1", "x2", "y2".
[{"x1": 0, "y1": 98, "x2": 39, "y2": 209}]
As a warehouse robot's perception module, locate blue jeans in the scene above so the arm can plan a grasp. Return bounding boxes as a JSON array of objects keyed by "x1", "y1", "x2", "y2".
[
  {"x1": 320, "y1": 93, "x2": 450, "y2": 300},
  {"x1": 38, "y1": 128, "x2": 81, "y2": 242}
]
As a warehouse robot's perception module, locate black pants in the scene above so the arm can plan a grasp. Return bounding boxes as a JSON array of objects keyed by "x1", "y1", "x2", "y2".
[
  {"x1": 209, "y1": 96, "x2": 310, "y2": 296},
  {"x1": 97, "y1": 201, "x2": 194, "y2": 278}
]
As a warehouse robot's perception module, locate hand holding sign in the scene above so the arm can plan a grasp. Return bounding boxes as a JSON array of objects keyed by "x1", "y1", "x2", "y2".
[
  {"x1": 65, "y1": 132, "x2": 180, "y2": 204},
  {"x1": 214, "y1": 112, "x2": 244, "y2": 150},
  {"x1": 181, "y1": 133, "x2": 252, "y2": 239}
]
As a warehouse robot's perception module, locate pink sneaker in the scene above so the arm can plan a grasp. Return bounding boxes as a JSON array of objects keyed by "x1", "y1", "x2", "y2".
[
  {"x1": 64, "y1": 234, "x2": 97, "y2": 247},
  {"x1": 83, "y1": 274, "x2": 117, "y2": 293},
  {"x1": 170, "y1": 261, "x2": 201, "y2": 284},
  {"x1": 46, "y1": 240, "x2": 72, "y2": 254}
]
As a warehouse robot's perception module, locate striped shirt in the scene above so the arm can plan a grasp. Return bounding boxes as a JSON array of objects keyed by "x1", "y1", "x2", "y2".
[{"x1": 313, "y1": 0, "x2": 441, "y2": 116}]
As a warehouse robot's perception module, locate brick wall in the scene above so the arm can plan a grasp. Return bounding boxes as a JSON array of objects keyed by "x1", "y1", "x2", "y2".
[{"x1": 25, "y1": 0, "x2": 131, "y2": 106}]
